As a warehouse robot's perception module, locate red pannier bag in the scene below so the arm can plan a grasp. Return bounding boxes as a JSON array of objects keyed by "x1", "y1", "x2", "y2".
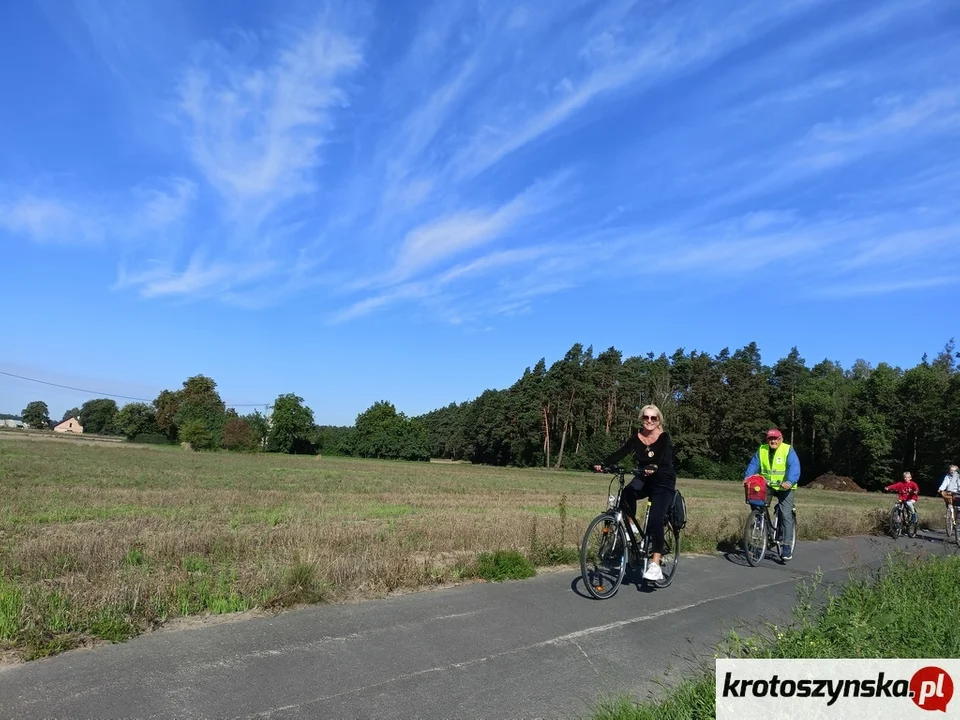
[{"x1": 744, "y1": 474, "x2": 767, "y2": 506}]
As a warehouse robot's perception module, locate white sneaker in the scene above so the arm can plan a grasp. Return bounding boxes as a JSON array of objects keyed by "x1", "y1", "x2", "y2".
[{"x1": 642, "y1": 562, "x2": 664, "y2": 582}]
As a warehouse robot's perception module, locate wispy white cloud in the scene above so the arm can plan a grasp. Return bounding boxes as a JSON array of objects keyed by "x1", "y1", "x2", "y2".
[
  {"x1": 837, "y1": 225, "x2": 960, "y2": 271},
  {"x1": 0, "y1": 196, "x2": 107, "y2": 243},
  {"x1": 447, "y1": 0, "x2": 824, "y2": 181},
  {"x1": 6, "y1": 0, "x2": 960, "y2": 324},
  {"x1": 745, "y1": 72, "x2": 855, "y2": 111},
  {"x1": 436, "y1": 247, "x2": 552, "y2": 285},
  {"x1": 387, "y1": 172, "x2": 570, "y2": 283},
  {"x1": 177, "y1": 23, "x2": 363, "y2": 225},
  {"x1": 0, "y1": 179, "x2": 194, "y2": 245},
  {"x1": 695, "y1": 86, "x2": 960, "y2": 214},
  {"x1": 134, "y1": 178, "x2": 197, "y2": 229},
  {"x1": 330, "y1": 283, "x2": 429, "y2": 324},
  {"x1": 813, "y1": 276, "x2": 954, "y2": 298},
  {"x1": 806, "y1": 89, "x2": 960, "y2": 147},
  {"x1": 116, "y1": 251, "x2": 277, "y2": 299}
]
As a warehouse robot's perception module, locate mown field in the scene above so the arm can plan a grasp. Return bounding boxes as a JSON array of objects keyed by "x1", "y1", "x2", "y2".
[{"x1": 0, "y1": 433, "x2": 927, "y2": 661}]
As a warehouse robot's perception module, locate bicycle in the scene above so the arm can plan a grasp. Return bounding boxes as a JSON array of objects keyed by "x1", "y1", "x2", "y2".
[
  {"x1": 941, "y1": 492, "x2": 960, "y2": 546},
  {"x1": 943, "y1": 492, "x2": 959, "y2": 537},
  {"x1": 888, "y1": 498, "x2": 919, "y2": 539},
  {"x1": 579, "y1": 465, "x2": 681, "y2": 599},
  {"x1": 742, "y1": 476, "x2": 797, "y2": 567}
]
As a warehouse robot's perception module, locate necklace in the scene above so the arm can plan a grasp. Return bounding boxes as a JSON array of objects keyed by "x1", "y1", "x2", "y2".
[{"x1": 641, "y1": 434, "x2": 656, "y2": 458}]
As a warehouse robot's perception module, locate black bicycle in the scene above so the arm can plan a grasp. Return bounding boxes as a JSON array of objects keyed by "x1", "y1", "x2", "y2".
[
  {"x1": 579, "y1": 465, "x2": 681, "y2": 599},
  {"x1": 888, "y1": 498, "x2": 919, "y2": 539},
  {"x1": 742, "y1": 481, "x2": 797, "y2": 566}
]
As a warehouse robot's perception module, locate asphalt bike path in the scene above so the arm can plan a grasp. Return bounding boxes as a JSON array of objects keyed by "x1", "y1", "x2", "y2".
[{"x1": 0, "y1": 532, "x2": 947, "y2": 719}]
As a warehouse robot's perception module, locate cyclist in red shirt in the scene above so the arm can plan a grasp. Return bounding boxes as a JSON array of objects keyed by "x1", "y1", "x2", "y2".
[{"x1": 885, "y1": 471, "x2": 919, "y2": 524}]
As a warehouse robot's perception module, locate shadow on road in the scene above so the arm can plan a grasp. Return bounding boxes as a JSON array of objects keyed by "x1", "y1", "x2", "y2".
[
  {"x1": 568, "y1": 567, "x2": 662, "y2": 600},
  {"x1": 721, "y1": 549, "x2": 787, "y2": 568},
  {"x1": 568, "y1": 574, "x2": 594, "y2": 600}
]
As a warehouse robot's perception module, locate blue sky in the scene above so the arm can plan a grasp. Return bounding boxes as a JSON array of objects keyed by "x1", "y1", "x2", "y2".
[{"x1": 2, "y1": 0, "x2": 959, "y2": 425}]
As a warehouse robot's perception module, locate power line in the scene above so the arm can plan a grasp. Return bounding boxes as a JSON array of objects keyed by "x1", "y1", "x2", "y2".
[{"x1": 0, "y1": 370, "x2": 269, "y2": 407}]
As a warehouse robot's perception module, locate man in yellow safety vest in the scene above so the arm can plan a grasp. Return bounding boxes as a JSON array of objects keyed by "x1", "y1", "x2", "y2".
[{"x1": 744, "y1": 428, "x2": 801, "y2": 560}]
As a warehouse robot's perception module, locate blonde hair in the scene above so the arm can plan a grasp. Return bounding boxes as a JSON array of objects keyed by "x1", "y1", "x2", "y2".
[
  {"x1": 639, "y1": 404, "x2": 664, "y2": 430},
  {"x1": 950, "y1": 465, "x2": 959, "y2": 474}
]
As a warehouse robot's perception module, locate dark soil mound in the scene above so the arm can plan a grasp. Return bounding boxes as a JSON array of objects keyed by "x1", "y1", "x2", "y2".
[{"x1": 805, "y1": 473, "x2": 867, "y2": 493}]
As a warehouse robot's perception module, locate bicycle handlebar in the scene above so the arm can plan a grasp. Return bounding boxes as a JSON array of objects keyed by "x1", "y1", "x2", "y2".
[{"x1": 596, "y1": 465, "x2": 643, "y2": 476}]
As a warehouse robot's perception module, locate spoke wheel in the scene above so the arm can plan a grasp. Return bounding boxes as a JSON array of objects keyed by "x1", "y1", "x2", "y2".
[
  {"x1": 906, "y1": 508, "x2": 918, "y2": 538},
  {"x1": 775, "y1": 508, "x2": 797, "y2": 561},
  {"x1": 743, "y1": 509, "x2": 766, "y2": 567},
  {"x1": 889, "y1": 507, "x2": 903, "y2": 539},
  {"x1": 580, "y1": 513, "x2": 627, "y2": 600},
  {"x1": 787, "y1": 509, "x2": 797, "y2": 554}
]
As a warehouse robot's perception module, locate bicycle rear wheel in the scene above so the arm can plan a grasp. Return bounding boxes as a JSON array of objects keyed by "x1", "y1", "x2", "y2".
[
  {"x1": 906, "y1": 507, "x2": 918, "y2": 538},
  {"x1": 788, "y1": 509, "x2": 797, "y2": 551},
  {"x1": 743, "y1": 508, "x2": 766, "y2": 567},
  {"x1": 889, "y1": 506, "x2": 902, "y2": 539},
  {"x1": 655, "y1": 520, "x2": 681, "y2": 588},
  {"x1": 773, "y1": 506, "x2": 797, "y2": 560},
  {"x1": 580, "y1": 513, "x2": 627, "y2": 599}
]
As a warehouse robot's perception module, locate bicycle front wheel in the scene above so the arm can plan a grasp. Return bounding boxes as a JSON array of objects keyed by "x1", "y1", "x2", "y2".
[
  {"x1": 655, "y1": 520, "x2": 681, "y2": 588},
  {"x1": 580, "y1": 513, "x2": 627, "y2": 599},
  {"x1": 946, "y1": 507, "x2": 955, "y2": 538},
  {"x1": 889, "y1": 506, "x2": 902, "y2": 539},
  {"x1": 743, "y1": 509, "x2": 766, "y2": 567}
]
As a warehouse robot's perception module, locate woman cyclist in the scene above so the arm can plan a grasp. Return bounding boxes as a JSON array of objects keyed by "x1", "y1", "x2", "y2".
[{"x1": 593, "y1": 404, "x2": 676, "y2": 583}]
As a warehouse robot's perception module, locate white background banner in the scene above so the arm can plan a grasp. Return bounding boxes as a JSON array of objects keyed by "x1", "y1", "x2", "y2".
[{"x1": 716, "y1": 659, "x2": 960, "y2": 718}]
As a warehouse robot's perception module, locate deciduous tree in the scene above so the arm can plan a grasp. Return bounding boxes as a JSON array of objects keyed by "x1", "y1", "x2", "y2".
[
  {"x1": 22, "y1": 401, "x2": 50, "y2": 430},
  {"x1": 115, "y1": 402, "x2": 159, "y2": 440},
  {"x1": 79, "y1": 398, "x2": 119, "y2": 435},
  {"x1": 267, "y1": 394, "x2": 315, "y2": 454}
]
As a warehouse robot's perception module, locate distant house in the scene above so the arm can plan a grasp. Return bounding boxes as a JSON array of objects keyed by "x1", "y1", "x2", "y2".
[
  {"x1": 0, "y1": 419, "x2": 24, "y2": 429},
  {"x1": 53, "y1": 417, "x2": 84, "y2": 434}
]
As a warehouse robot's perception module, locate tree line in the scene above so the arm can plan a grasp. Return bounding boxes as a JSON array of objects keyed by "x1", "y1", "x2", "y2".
[
  {"x1": 12, "y1": 339, "x2": 959, "y2": 491},
  {"x1": 16, "y1": 377, "x2": 429, "y2": 461},
  {"x1": 416, "y1": 340, "x2": 960, "y2": 492}
]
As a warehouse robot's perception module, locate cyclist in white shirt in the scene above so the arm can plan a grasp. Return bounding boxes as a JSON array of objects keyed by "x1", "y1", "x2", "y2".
[{"x1": 939, "y1": 464, "x2": 960, "y2": 496}]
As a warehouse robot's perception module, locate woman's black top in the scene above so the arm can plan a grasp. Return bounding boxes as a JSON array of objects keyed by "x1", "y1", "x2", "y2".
[{"x1": 602, "y1": 432, "x2": 677, "y2": 487}]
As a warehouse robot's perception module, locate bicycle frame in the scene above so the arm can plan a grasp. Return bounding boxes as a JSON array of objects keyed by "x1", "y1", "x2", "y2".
[
  {"x1": 759, "y1": 499, "x2": 784, "y2": 546},
  {"x1": 602, "y1": 467, "x2": 653, "y2": 567}
]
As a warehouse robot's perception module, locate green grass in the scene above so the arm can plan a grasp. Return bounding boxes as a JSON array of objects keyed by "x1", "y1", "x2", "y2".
[
  {"x1": 594, "y1": 551, "x2": 960, "y2": 719},
  {"x1": 0, "y1": 578, "x2": 23, "y2": 641},
  {"x1": 471, "y1": 550, "x2": 537, "y2": 581},
  {"x1": 594, "y1": 681, "x2": 715, "y2": 720}
]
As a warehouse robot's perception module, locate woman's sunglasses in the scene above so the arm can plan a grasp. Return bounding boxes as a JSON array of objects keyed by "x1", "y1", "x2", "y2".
[{"x1": 642, "y1": 415, "x2": 659, "y2": 421}]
